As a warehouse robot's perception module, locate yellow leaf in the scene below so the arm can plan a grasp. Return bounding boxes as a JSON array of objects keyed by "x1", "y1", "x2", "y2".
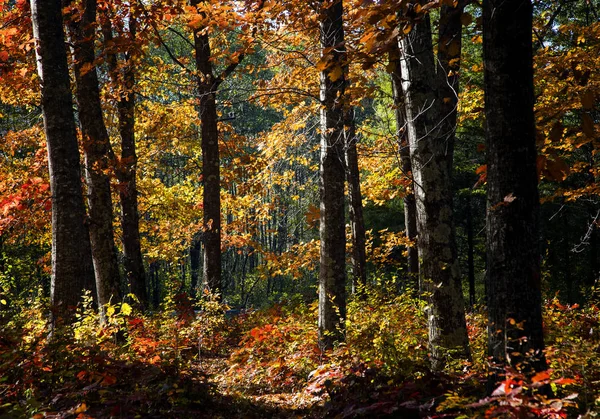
[
  {"x1": 121, "y1": 302, "x2": 132, "y2": 316},
  {"x1": 0, "y1": 299, "x2": 6, "y2": 305}
]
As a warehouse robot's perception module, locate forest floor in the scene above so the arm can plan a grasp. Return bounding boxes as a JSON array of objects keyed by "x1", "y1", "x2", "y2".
[
  {"x1": 1, "y1": 293, "x2": 597, "y2": 418},
  {"x1": 0, "y1": 342, "x2": 322, "y2": 419}
]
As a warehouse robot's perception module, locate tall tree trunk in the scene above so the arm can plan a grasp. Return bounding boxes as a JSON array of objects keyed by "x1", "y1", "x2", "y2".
[
  {"x1": 483, "y1": 0, "x2": 546, "y2": 376},
  {"x1": 345, "y1": 109, "x2": 367, "y2": 294},
  {"x1": 389, "y1": 46, "x2": 419, "y2": 292},
  {"x1": 191, "y1": 0, "x2": 222, "y2": 296},
  {"x1": 101, "y1": 10, "x2": 148, "y2": 309},
  {"x1": 399, "y1": 3, "x2": 470, "y2": 369},
  {"x1": 318, "y1": 0, "x2": 347, "y2": 350},
  {"x1": 66, "y1": 0, "x2": 121, "y2": 314},
  {"x1": 31, "y1": 0, "x2": 96, "y2": 328}
]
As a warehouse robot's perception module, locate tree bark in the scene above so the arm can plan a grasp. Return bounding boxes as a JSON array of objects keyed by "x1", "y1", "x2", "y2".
[
  {"x1": 389, "y1": 46, "x2": 419, "y2": 292},
  {"x1": 345, "y1": 109, "x2": 367, "y2": 294},
  {"x1": 466, "y1": 193, "x2": 476, "y2": 307},
  {"x1": 399, "y1": 3, "x2": 470, "y2": 369},
  {"x1": 318, "y1": 0, "x2": 347, "y2": 350},
  {"x1": 66, "y1": 0, "x2": 121, "y2": 314},
  {"x1": 483, "y1": 0, "x2": 546, "y2": 375},
  {"x1": 31, "y1": 0, "x2": 96, "y2": 328},
  {"x1": 101, "y1": 10, "x2": 148, "y2": 310},
  {"x1": 191, "y1": 0, "x2": 222, "y2": 296}
]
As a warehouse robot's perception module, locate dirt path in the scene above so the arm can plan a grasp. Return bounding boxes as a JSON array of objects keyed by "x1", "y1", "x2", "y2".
[{"x1": 196, "y1": 356, "x2": 323, "y2": 418}]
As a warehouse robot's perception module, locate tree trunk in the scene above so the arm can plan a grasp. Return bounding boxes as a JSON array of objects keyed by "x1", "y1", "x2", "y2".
[
  {"x1": 399, "y1": 3, "x2": 470, "y2": 369},
  {"x1": 389, "y1": 46, "x2": 419, "y2": 292},
  {"x1": 31, "y1": 0, "x2": 96, "y2": 328},
  {"x1": 483, "y1": 0, "x2": 546, "y2": 375},
  {"x1": 66, "y1": 0, "x2": 121, "y2": 315},
  {"x1": 101, "y1": 11, "x2": 148, "y2": 310},
  {"x1": 190, "y1": 237, "x2": 202, "y2": 299},
  {"x1": 466, "y1": 193, "x2": 476, "y2": 307},
  {"x1": 191, "y1": 0, "x2": 221, "y2": 296},
  {"x1": 345, "y1": 109, "x2": 367, "y2": 294},
  {"x1": 318, "y1": 0, "x2": 347, "y2": 350}
]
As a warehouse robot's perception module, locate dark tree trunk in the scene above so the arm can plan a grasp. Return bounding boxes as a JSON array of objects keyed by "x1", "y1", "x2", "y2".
[
  {"x1": 466, "y1": 193, "x2": 476, "y2": 307},
  {"x1": 318, "y1": 0, "x2": 347, "y2": 350},
  {"x1": 191, "y1": 0, "x2": 222, "y2": 296},
  {"x1": 591, "y1": 223, "x2": 598, "y2": 287},
  {"x1": 31, "y1": 0, "x2": 96, "y2": 327},
  {"x1": 399, "y1": 3, "x2": 470, "y2": 369},
  {"x1": 66, "y1": 0, "x2": 121, "y2": 314},
  {"x1": 345, "y1": 109, "x2": 367, "y2": 294},
  {"x1": 101, "y1": 12, "x2": 148, "y2": 310},
  {"x1": 483, "y1": 0, "x2": 546, "y2": 376},
  {"x1": 562, "y1": 209, "x2": 573, "y2": 302},
  {"x1": 389, "y1": 46, "x2": 419, "y2": 292}
]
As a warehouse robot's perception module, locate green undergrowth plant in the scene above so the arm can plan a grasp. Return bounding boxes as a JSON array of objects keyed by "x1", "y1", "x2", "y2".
[{"x1": 343, "y1": 284, "x2": 429, "y2": 377}]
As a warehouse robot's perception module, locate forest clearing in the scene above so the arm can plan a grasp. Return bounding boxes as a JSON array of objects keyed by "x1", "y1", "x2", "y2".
[{"x1": 1, "y1": 0, "x2": 599, "y2": 417}]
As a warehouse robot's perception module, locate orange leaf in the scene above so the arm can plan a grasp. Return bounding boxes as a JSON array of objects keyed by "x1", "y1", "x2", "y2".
[
  {"x1": 532, "y1": 370, "x2": 550, "y2": 383},
  {"x1": 328, "y1": 65, "x2": 343, "y2": 82},
  {"x1": 554, "y1": 378, "x2": 577, "y2": 385},
  {"x1": 74, "y1": 402, "x2": 87, "y2": 414},
  {"x1": 315, "y1": 56, "x2": 329, "y2": 72}
]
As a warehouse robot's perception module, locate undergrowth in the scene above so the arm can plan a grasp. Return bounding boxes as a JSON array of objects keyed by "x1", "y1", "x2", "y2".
[{"x1": 1, "y1": 287, "x2": 599, "y2": 418}]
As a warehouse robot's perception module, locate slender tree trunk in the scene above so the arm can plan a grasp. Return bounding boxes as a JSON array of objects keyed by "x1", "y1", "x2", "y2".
[
  {"x1": 31, "y1": 0, "x2": 96, "y2": 328},
  {"x1": 191, "y1": 0, "x2": 222, "y2": 296},
  {"x1": 399, "y1": 3, "x2": 470, "y2": 369},
  {"x1": 562, "y1": 209, "x2": 573, "y2": 302},
  {"x1": 483, "y1": 0, "x2": 546, "y2": 376},
  {"x1": 389, "y1": 46, "x2": 419, "y2": 292},
  {"x1": 66, "y1": 0, "x2": 121, "y2": 314},
  {"x1": 318, "y1": 0, "x2": 347, "y2": 350},
  {"x1": 101, "y1": 11, "x2": 148, "y2": 309},
  {"x1": 0, "y1": 235, "x2": 4, "y2": 274},
  {"x1": 190, "y1": 237, "x2": 202, "y2": 299},
  {"x1": 345, "y1": 109, "x2": 367, "y2": 294},
  {"x1": 150, "y1": 262, "x2": 161, "y2": 308}
]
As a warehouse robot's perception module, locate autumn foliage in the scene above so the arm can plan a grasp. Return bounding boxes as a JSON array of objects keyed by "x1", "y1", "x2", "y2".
[{"x1": 1, "y1": 0, "x2": 600, "y2": 417}]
